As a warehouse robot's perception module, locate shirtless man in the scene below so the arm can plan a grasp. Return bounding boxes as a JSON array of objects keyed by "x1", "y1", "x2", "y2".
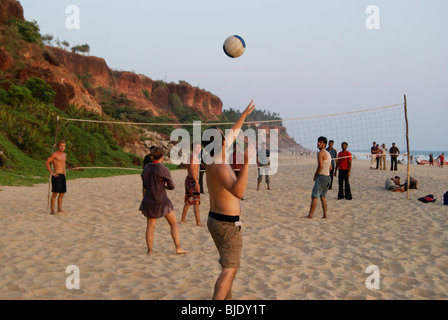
[
  {"x1": 45, "y1": 140, "x2": 67, "y2": 215},
  {"x1": 303, "y1": 136, "x2": 332, "y2": 219},
  {"x1": 181, "y1": 142, "x2": 203, "y2": 226},
  {"x1": 205, "y1": 100, "x2": 256, "y2": 300}
]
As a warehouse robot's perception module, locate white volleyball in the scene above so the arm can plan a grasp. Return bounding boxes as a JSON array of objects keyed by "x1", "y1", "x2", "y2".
[{"x1": 223, "y1": 35, "x2": 246, "y2": 58}]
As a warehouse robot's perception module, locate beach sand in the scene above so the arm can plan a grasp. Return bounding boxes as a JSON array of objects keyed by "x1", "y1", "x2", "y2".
[{"x1": 1, "y1": 159, "x2": 447, "y2": 300}]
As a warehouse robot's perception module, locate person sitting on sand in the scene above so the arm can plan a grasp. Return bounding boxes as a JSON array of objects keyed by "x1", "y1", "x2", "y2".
[
  {"x1": 385, "y1": 176, "x2": 405, "y2": 192},
  {"x1": 139, "y1": 147, "x2": 188, "y2": 255},
  {"x1": 401, "y1": 176, "x2": 418, "y2": 191}
]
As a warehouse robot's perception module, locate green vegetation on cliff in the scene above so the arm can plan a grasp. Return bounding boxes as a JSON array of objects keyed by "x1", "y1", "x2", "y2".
[
  {"x1": 0, "y1": 15, "x2": 147, "y2": 186},
  {"x1": 0, "y1": 97, "x2": 143, "y2": 186}
]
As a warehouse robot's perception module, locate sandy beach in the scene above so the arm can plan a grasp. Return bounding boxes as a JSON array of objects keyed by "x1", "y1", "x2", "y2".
[{"x1": 1, "y1": 158, "x2": 447, "y2": 300}]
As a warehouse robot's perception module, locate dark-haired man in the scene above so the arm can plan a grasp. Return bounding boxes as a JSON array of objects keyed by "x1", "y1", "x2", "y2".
[
  {"x1": 204, "y1": 100, "x2": 256, "y2": 300},
  {"x1": 326, "y1": 140, "x2": 337, "y2": 189},
  {"x1": 389, "y1": 143, "x2": 400, "y2": 171},
  {"x1": 303, "y1": 136, "x2": 332, "y2": 219},
  {"x1": 335, "y1": 142, "x2": 352, "y2": 200}
]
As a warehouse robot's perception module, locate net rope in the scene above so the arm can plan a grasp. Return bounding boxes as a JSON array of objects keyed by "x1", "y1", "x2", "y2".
[{"x1": 58, "y1": 102, "x2": 407, "y2": 169}]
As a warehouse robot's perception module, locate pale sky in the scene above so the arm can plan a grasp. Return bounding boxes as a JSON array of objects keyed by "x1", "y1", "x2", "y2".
[{"x1": 19, "y1": 0, "x2": 448, "y2": 151}]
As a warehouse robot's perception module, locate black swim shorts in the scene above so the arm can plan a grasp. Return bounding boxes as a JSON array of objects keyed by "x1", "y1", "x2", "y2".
[{"x1": 52, "y1": 174, "x2": 67, "y2": 193}]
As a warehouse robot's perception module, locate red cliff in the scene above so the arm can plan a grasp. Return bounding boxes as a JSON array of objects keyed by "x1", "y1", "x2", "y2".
[
  {"x1": 1, "y1": 0, "x2": 223, "y2": 120},
  {"x1": 0, "y1": 0, "x2": 23, "y2": 25},
  {"x1": 49, "y1": 47, "x2": 223, "y2": 119}
]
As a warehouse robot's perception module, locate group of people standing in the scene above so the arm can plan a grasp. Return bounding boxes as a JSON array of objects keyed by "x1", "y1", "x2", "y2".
[
  {"x1": 370, "y1": 141, "x2": 400, "y2": 171},
  {"x1": 429, "y1": 153, "x2": 445, "y2": 167},
  {"x1": 44, "y1": 102, "x2": 426, "y2": 300},
  {"x1": 139, "y1": 100, "x2": 256, "y2": 300}
]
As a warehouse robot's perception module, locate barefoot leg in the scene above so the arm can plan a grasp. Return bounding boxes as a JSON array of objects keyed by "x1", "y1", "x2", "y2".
[
  {"x1": 194, "y1": 204, "x2": 203, "y2": 226},
  {"x1": 165, "y1": 211, "x2": 188, "y2": 254},
  {"x1": 146, "y1": 218, "x2": 157, "y2": 254},
  {"x1": 57, "y1": 193, "x2": 65, "y2": 213},
  {"x1": 303, "y1": 197, "x2": 317, "y2": 219},
  {"x1": 321, "y1": 196, "x2": 328, "y2": 219},
  {"x1": 180, "y1": 203, "x2": 189, "y2": 224}
]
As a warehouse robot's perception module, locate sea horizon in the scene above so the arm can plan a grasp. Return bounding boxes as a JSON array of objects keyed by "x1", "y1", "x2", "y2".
[{"x1": 350, "y1": 150, "x2": 445, "y2": 161}]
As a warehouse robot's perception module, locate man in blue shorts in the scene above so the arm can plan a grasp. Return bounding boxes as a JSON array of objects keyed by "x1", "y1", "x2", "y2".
[{"x1": 303, "y1": 136, "x2": 332, "y2": 219}]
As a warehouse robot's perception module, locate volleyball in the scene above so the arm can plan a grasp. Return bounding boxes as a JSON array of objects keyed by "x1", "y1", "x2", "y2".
[{"x1": 223, "y1": 35, "x2": 246, "y2": 58}]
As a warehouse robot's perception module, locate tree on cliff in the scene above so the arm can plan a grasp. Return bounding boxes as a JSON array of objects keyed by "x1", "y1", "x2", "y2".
[
  {"x1": 71, "y1": 44, "x2": 90, "y2": 55},
  {"x1": 82, "y1": 44, "x2": 90, "y2": 55},
  {"x1": 62, "y1": 41, "x2": 70, "y2": 51},
  {"x1": 41, "y1": 33, "x2": 54, "y2": 46},
  {"x1": 222, "y1": 108, "x2": 282, "y2": 124},
  {"x1": 54, "y1": 37, "x2": 62, "y2": 49}
]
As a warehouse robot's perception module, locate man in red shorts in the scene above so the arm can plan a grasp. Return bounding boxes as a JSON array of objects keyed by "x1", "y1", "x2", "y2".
[{"x1": 181, "y1": 142, "x2": 203, "y2": 226}]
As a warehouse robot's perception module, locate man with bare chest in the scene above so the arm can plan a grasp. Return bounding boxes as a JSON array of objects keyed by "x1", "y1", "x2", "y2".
[
  {"x1": 45, "y1": 140, "x2": 67, "y2": 215},
  {"x1": 204, "y1": 100, "x2": 256, "y2": 300}
]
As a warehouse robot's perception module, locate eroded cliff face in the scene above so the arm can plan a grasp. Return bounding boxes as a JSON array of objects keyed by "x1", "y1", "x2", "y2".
[
  {"x1": 49, "y1": 47, "x2": 223, "y2": 119},
  {"x1": 258, "y1": 125, "x2": 304, "y2": 150},
  {"x1": 0, "y1": 0, "x2": 227, "y2": 160},
  {"x1": 1, "y1": 0, "x2": 222, "y2": 119},
  {"x1": 0, "y1": 0, "x2": 23, "y2": 25}
]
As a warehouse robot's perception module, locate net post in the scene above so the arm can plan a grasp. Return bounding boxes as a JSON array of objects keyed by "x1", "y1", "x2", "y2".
[
  {"x1": 404, "y1": 95, "x2": 410, "y2": 200},
  {"x1": 53, "y1": 115, "x2": 60, "y2": 150}
]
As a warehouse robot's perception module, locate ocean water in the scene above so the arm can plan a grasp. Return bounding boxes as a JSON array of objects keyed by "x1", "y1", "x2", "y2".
[
  {"x1": 409, "y1": 150, "x2": 446, "y2": 161},
  {"x1": 350, "y1": 150, "x2": 446, "y2": 162}
]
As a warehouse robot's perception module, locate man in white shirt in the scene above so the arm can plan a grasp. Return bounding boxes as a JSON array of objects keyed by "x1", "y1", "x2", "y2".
[{"x1": 256, "y1": 142, "x2": 271, "y2": 190}]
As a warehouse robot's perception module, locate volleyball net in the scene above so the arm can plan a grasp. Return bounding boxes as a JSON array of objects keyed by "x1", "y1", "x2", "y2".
[
  {"x1": 56, "y1": 101, "x2": 408, "y2": 170},
  {"x1": 273, "y1": 102, "x2": 407, "y2": 165},
  {"x1": 50, "y1": 98, "x2": 410, "y2": 203}
]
